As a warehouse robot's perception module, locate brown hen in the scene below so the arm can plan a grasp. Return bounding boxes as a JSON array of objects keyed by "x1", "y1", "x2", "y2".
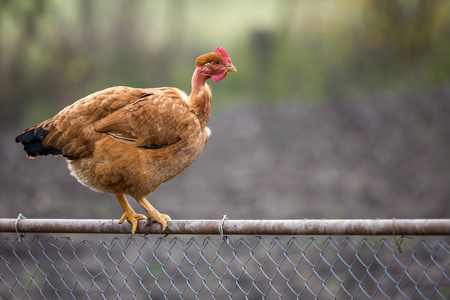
[{"x1": 16, "y1": 47, "x2": 236, "y2": 234}]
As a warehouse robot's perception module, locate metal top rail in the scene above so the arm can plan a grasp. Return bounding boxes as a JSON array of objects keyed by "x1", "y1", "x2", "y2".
[{"x1": 1, "y1": 218, "x2": 449, "y2": 235}]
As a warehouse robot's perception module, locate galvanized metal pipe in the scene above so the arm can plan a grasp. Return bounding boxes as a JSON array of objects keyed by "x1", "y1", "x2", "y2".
[{"x1": 0, "y1": 218, "x2": 449, "y2": 235}]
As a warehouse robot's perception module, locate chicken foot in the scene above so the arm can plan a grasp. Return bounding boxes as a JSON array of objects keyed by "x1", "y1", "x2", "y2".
[
  {"x1": 135, "y1": 196, "x2": 171, "y2": 231},
  {"x1": 116, "y1": 194, "x2": 146, "y2": 234}
]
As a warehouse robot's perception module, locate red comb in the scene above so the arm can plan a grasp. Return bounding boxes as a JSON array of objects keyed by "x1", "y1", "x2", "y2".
[{"x1": 214, "y1": 46, "x2": 231, "y2": 62}]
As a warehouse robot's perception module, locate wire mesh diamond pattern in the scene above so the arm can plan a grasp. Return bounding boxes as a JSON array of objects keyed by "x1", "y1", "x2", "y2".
[{"x1": 0, "y1": 235, "x2": 449, "y2": 299}]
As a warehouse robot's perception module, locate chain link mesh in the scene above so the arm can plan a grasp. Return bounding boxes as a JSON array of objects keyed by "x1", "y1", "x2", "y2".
[{"x1": 0, "y1": 234, "x2": 449, "y2": 299}]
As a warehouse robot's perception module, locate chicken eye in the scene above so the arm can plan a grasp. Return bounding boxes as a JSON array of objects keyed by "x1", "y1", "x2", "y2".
[{"x1": 213, "y1": 61, "x2": 220, "y2": 65}]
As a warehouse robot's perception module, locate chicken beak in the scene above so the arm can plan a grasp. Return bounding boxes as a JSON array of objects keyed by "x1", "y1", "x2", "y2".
[{"x1": 227, "y1": 64, "x2": 237, "y2": 73}]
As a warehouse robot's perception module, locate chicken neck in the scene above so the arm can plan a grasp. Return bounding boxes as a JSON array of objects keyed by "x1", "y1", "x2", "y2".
[{"x1": 188, "y1": 67, "x2": 212, "y2": 129}]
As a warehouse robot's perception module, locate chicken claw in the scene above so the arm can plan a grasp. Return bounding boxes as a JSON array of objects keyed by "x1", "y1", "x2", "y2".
[
  {"x1": 116, "y1": 194, "x2": 147, "y2": 234},
  {"x1": 134, "y1": 196, "x2": 171, "y2": 232},
  {"x1": 119, "y1": 212, "x2": 147, "y2": 234},
  {"x1": 146, "y1": 212, "x2": 171, "y2": 231}
]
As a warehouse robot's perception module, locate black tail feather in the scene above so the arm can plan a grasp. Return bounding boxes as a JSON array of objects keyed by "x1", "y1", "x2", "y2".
[{"x1": 16, "y1": 125, "x2": 62, "y2": 157}]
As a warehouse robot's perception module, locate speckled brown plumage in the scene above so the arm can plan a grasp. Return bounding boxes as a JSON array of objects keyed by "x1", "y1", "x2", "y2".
[{"x1": 16, "y1": 47, "x2": 236, "y2": 233}]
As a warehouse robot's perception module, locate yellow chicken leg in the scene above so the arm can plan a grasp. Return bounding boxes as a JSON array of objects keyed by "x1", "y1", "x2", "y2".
[
  {"x1": 116, "y1": 194, "x2": 146, "y2": 234},
  {"x1": 134, "y1": 196, "x2": 171, "y2": 231}
]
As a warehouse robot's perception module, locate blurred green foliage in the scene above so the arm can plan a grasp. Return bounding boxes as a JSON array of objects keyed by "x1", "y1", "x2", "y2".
[{"x1": 1, "y1": 0, "x2": 450, "y2": 128}]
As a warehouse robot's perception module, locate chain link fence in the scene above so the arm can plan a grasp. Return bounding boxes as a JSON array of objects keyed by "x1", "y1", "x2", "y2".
[{"x1": 1, "y1": 232, "x2": 449, "y2": 299}]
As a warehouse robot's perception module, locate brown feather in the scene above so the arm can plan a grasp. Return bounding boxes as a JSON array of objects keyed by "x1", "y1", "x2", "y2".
[
  {"x1": 195, "y1": 53, "x2": 224, "y2": 67},
  {"x1": 23, "y1": 84, "x2": 210, "y2": 198}
]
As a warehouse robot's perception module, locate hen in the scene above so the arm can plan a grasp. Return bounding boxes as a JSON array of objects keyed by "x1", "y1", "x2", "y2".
[{"x1": 16, "y1": 47, "x2": 236, "y2": 234}]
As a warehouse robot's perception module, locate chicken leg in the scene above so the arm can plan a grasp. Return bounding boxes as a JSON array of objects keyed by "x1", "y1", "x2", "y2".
[
  {"x1": 134, "y1": 196, "x2": 171, "y2": 231},
  {"x1": 116, "y1": 194, "x2": 146, "y2": 234}
]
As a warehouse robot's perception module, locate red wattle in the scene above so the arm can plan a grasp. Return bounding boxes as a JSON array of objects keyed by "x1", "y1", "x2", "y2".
[{"x1": 212, "y1": 72, "x2": 227, "y2": 83}]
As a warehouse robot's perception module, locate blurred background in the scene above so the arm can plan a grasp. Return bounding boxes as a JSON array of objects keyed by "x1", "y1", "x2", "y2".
[{"x1": 1, "y1": 0, "x2": 449, "y2": 221}]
